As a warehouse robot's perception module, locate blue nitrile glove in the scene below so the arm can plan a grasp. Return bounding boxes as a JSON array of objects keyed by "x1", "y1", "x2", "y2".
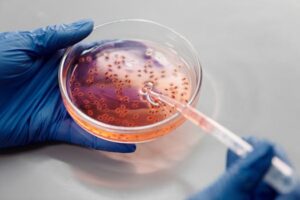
[
  {"x1": 0, "y1": 19, "x2": 136, "y2": 153},
  {"x1": 189, "y1": 137, "x2": 300, "y2": 200}
]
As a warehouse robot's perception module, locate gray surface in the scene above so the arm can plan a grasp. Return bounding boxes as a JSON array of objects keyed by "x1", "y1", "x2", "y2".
[{"x1": 0, "y1": 0, "x2": 300, "y2": 199}]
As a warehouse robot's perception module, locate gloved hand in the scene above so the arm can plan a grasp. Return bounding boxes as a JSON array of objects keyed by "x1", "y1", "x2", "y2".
[
  {"x1": 189, "y1": 137, "x2": 300, "y2": 200},
  {"x1": 0, "y1": 19, "x2": 136, "y2": 153}
]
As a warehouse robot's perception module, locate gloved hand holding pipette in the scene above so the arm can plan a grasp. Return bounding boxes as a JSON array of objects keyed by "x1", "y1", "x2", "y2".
[
  {"x1": 189, "y1": 138, "x2": 300, "y2": 200},
  {"x1": 0, "y1": 19, "x2": 135, "y2": 152},
  {"x1": 142, "y1": 85, "x2": 299, "y2": 195}
]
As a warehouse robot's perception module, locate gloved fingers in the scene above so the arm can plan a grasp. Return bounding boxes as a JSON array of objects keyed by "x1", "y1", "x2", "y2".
[
  {"x1": 254, "y1": 143, "x2": 294, "y2": 197},
  {"x1": 226, "y1": 136, "x2": 259, "y2": 169},
  {"x1": 50, "y1": 118, "x2": 136, "y2": 153},
  {"x1": 0, "y1": 31, "x2": 33, "y2": 84},
  {"x1": 188, "y1": 141, "x2": 276, "y2": 200},
  {"x1": 28, "y1": 19, "x2": 94, "y2": 57},
  {"x1": 226, "y1": 136, "x2": 293, "y2": 169},
  {"x1": 224, "y1": 141, "x2": 274, "y2": 192},
  {"x1": 244, "y1": 137, "x2": 277, "y2": 198}
]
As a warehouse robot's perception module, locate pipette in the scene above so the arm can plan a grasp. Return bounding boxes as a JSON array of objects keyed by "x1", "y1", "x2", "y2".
[{"x1": 141, "y1": 82, "x2": 298, "y2": 194}]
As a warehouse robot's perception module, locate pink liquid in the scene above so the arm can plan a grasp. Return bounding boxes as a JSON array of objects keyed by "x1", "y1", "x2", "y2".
[{"x1": 67, "y1": 40, "x2": 192, "y2": 127}]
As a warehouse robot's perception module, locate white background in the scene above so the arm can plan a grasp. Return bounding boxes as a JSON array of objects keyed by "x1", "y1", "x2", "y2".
[{"x1": 0, "y1": 0, "x2": 300, "y2": 199}]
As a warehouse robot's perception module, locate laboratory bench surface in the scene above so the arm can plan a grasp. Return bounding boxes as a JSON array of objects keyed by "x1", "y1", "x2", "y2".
[{"x1": 0, "y1": 0, "x2": 300, "y2": 199}]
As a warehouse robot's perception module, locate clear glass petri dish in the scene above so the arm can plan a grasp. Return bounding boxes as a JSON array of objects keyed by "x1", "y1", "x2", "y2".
[{"x1": 59, "y1": 19, "x2": 202, "y2": 143}]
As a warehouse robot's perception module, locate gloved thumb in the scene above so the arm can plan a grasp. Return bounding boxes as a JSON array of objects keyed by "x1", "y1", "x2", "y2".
[{"x1": 29, "y1": 19, "x2": 93, "y2": 56}]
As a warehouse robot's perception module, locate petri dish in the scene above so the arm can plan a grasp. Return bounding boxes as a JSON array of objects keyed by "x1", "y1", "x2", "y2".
[{"x1": 59, "y1": 19, "x2": 202, "y2": 143}]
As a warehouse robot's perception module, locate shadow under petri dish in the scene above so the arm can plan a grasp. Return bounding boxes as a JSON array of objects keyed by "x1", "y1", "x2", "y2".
[{"x1": 70, "y1": 123, "x2": 203, "y2": 189}]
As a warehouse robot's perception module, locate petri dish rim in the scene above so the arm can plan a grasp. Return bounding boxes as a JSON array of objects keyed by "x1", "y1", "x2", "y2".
[{"x1": 58, "y1": 18, "x2": 202, "y2": 133}]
